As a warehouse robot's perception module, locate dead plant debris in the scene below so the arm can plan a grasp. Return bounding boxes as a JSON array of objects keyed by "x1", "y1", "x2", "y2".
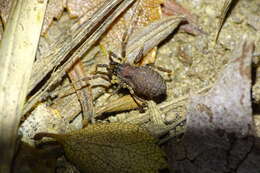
[{"x1": 1, "y1": 0, "x2": 259, "y2": 172}]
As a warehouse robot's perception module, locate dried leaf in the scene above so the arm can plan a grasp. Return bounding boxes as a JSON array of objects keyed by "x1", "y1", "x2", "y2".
[
  {"x1": 35, "y1": 123, "x2": 167, "y2": 173},
  {"x1": 165, "y1": 40, "x2": 255, "y2": 173}
]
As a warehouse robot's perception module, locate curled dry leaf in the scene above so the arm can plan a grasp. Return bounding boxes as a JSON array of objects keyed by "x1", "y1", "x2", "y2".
[
  {"x1": 165, "y1": 40, "x2": 256, "y2": 173},
  {"x1": 35, "y1": 123, "x2": 167, "y2": 173}
]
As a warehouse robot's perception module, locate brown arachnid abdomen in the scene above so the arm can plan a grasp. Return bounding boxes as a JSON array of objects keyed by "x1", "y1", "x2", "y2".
[{"x1": 115, "y1": 63, "x2": 167, "y2": 103}]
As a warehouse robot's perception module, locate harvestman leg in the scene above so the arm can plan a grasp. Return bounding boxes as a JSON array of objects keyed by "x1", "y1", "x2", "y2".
[
  {"x1": 121, "y1": 29, "x2": 131, "y2": 59},
  {"x1": 89, "y1": 64, "x2": 113, "y2": 93},
  {"x1": 91, "y1": 52, "x2": 123, "y2": 97},
  {"x1": 48, "y1": 74, "x2": 108, "y2": 99},
  {"x1": 125, "y1": 84, "x2": 147, "y2": 112}
]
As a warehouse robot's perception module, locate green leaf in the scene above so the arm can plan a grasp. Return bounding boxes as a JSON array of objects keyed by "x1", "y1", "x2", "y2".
[{"x1": 35, "y1": 123, "x2": 167, "y2": 173}]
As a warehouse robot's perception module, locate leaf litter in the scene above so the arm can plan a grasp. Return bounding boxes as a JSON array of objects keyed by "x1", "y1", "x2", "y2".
[{"x1": 14, "y1": 0, "x2": 260, "y2": 172}]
